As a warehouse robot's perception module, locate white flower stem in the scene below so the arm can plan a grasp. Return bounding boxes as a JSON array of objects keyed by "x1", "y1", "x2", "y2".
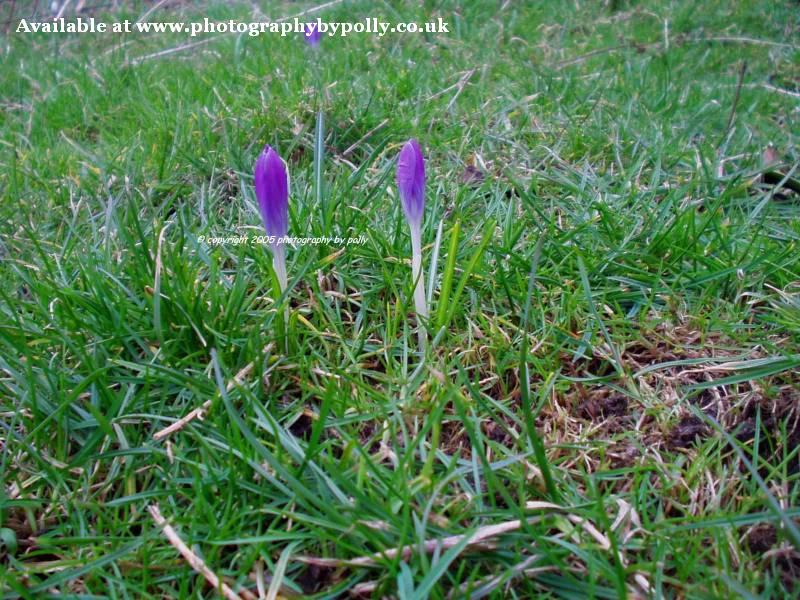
[
  {"x1": 272, "y1": 243, "x2": 289, "y2": 352},
  {"x1": 272, "y1": 243, "x2": 288, "y2": 294},
  {"x1": 410, "y1": 224, "x2": 428, "y2": 351}
]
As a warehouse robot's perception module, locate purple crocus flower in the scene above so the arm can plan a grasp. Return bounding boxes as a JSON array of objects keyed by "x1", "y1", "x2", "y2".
[
  {"x1": 397, "y1": 139, "x2": 425, "y2": 227},
  {"x1": 254, "y1": 144, "x2": 289, "y2": 292},
  {"x1": 396, "y1": 139, "x2": 428, "y2": 321},
  {"x1": 304, "y1": 23, "x2": 321, "y2": 47}
]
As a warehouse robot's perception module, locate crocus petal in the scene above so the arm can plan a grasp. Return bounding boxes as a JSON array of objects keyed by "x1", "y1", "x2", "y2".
[
  {"x1": 396, "y1": 139, "x2": 425, "y2": 226},
  {"x1": 305, "y1": 24, "x2": 321, "y2": 46},
  {"x1": 254, "y1": 145, "x2": 289, "y2": 240}
]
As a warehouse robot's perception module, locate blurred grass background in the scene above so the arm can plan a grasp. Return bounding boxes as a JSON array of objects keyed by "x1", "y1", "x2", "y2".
[{"x1": 1, "y1": 0, "x2": 800, "y2": 597}]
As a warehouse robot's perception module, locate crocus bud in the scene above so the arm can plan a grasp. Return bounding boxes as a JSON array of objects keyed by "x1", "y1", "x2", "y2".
[
  {"x1": 396, "y1": 139, "x2": 425, "y2": 227},
  {"x1": 254, "y1": 144, "x2": 289, "y2": 291},
  {"x1": 305, "y1": 24, "x2": 321, "y2": 47},
  {"x1": 396, "y1": 139, "x2": 428, "y2": 323}
]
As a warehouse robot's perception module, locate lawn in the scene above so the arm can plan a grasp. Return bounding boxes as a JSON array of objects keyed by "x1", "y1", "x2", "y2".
[{"x1": 1, "y1": 0, "x2": 800, "y2": 597}]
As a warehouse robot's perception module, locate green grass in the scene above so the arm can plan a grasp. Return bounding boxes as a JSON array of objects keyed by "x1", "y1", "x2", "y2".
[{"x1": 1, "y1": 0, "x2": 800, "y2": 597}]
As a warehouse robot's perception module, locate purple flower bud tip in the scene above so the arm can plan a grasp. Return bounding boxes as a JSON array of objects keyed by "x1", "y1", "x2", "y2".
[
  {"x1": 304, "y1": 25, "x2": 321, "y2": 46},
  {"x1": 254, "y1": 145, "x2": 289, "y2": 241},
  {"x1": 396, "y1": 139, "x2": 425, "y2": 226}
]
